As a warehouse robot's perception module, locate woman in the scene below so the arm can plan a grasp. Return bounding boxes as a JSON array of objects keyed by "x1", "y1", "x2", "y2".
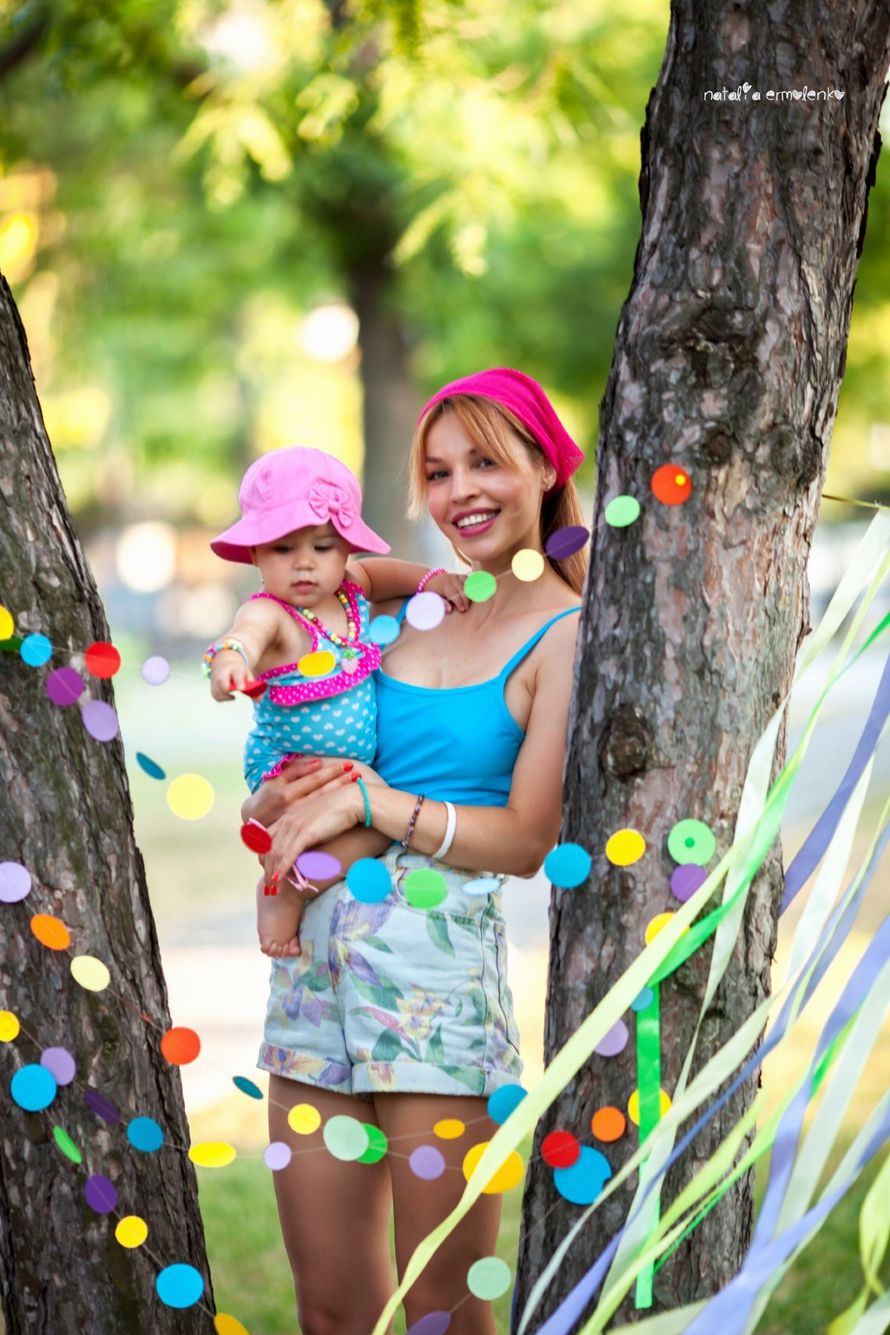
[{"x1": 244, "y1": 368, "x2": 587, "y2": 1335}]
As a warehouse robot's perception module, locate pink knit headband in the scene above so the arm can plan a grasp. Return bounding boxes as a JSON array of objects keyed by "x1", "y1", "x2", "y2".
[{"x1": 417, "y1": 368, "x2": 585, "y2": 489}]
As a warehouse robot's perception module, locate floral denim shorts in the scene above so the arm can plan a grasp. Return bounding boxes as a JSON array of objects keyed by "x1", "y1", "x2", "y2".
[{"x1": 257, "y1": 843, "x2": 523, "y2": 1098}]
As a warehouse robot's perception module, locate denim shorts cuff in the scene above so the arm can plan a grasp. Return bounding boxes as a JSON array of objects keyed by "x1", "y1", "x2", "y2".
[
  {"x1": 352, "y1": 1061, "x2": 522, "y2": 1098},
  {"x1": 256, "y1": 1044, "x2": 373, "y2": 1100}
]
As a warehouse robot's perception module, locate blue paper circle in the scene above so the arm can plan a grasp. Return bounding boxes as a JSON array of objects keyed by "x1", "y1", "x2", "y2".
[
  {"x1": 369, "y1": 615, "x2": 401, "y2": 647},
  {"x1": 127, "y1": 1116, "x2": 164, "y2": 1152},
  {"x1": 553, "y1": 1146, "x2": 613, "y2": 1204},
  {"x1": 487, "y1": 1083, "x2": 527, "y2": 1125},
  {"x1": 233, "y1": 1075, "x2": 264, "y2": 1100},
  {"x1": 463, "y1": 876, "x2": 501, "y2": 897},
  {"x1": 20, "y1": 634, "x2": 52, "y2": 667},
  {"x1": 10, "y1": 1064, "x2": 57, "y2": 1112},
  {"x1": 346, "y1": 857, "x2": 392, "y2": 904},
  {"x1": 136, "y1": 752, "x2": 166, "y2": 781},
  {"x1": 155, "y1": 1263, "x2": 204, "y2": 1309},
  {"x1": 631, "y1": 987, "x2": 655, "y2": 1012},
  {"x1": 543, "y1": 843, "x2": 592, "y2": 888}
]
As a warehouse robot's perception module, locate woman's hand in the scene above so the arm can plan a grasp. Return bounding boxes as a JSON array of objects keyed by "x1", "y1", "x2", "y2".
[
  {"x1": 241, "y1": 756, "x2": 355, "y2": 826},
  {"x1": 263, "y1": 783, "x2": 366, "y2": 886}
]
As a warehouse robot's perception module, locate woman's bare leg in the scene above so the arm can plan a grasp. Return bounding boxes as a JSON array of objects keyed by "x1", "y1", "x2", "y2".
[
  {"x1": 268, "y1": 1076, "x2": 394, "y2": 1334},
  {"x1": 374, "y1": 1093, "x2": 503, "y2": 1334}
]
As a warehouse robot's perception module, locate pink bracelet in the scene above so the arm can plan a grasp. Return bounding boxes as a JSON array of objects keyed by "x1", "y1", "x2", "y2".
[{"x1": 416, "y1": 567, "x2": 445, "y2": 595}]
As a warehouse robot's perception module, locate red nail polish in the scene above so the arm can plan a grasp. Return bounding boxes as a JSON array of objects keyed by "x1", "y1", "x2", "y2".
[
  {"x1": 350, "y1": 772, "x2": 360, "y2": 782},
  {"x1": 271, "y1": 871, "x2": 280, "y2": 884},
  {"x1": 342, "y1": 762, "x2": 354, "y2": 772},
  {"x1": 264, "y1": 884, "x2": 271, "y2": 896}
]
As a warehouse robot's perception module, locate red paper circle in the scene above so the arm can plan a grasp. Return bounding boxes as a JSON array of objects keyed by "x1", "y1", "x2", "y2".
[
  {"x1": 85, "y1": 641, "x2": 121, "y2": 678},
  {"x1": 651, "y1": 464, "x2": 692, "y2": 506},
  {"x1": 160, "y1": 1026, "x2": 201, "y2": 1066},
  {"x1": 240, "y1": 822, "x2": 272, "y2": 854},
  {"x1": 541, "y1": 1130, "x2": 580, "y2": 1169}
]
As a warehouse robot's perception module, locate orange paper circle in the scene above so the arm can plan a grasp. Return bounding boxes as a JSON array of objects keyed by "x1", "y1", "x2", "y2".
[
  {"x1": 160, "y1": 1026, "x2": 201, "y2": 1066},
  {"x1": 651, "y1": 464, "x2": 692, "y2": 506},
  {"x1": 591, "y1": 1106, "x2": 627, "y2": 1143},
  {"x1": 30, "y1": 914, "x2": 71, "y2": 951}
]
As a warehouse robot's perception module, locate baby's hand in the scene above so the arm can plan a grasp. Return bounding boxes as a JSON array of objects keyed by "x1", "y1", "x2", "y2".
[
  {"x1": 211, "y1": 652, "x2": 251, "y2": 701},
  {"x1": 425, "y1": 571, "x2": 470, "y2": 614}
]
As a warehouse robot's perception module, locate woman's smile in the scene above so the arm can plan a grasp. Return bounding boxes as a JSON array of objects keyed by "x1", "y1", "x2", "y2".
[{"x1": 452, "y1": 508, "x2": 501, "y2": 536}]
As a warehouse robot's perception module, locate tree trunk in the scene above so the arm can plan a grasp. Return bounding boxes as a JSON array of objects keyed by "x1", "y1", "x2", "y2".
[
  {"x1": 0, "y1": 274, "x2": 213, "y2": 1332},
  {"x1": 516, "y1": 1, "x2": 890, "y2": 1324}
]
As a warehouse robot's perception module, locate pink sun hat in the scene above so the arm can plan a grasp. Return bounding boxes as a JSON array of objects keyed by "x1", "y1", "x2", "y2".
[{"x1": 210, "y1": 446, "x2": 390, "y2": 564}]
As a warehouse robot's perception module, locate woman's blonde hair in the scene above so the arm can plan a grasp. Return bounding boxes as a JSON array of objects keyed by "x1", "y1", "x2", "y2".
[{"x1": 409, "y1": 395, "x2": 588, "y2": 595}]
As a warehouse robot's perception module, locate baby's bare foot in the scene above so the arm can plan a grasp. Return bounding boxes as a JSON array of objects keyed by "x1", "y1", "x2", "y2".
[{"x1": 256, "y1": 877, "x2": 304, "y2": 957}]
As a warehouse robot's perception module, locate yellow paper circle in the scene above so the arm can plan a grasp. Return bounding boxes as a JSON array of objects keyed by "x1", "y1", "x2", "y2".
[
  {"x1": 462, "y1": 1142, "x2": 525, "y2": 1193},
  {"x1": 434, "y1": 1118, "x2": 466, "y2": 1140},
  {"x1": 605, "y1": 828, "x2": 646, "y2": 867},
  {"x1": 628, "y1": 1088, "x2": 672, "y2": 1126},
  {"x1": 511, "y1": 549, "x2": 545, "y2": 582},
  {"x1": 189, "y1": 1141, "x2": 237, "y2": 1168},
  {"x1": 70, "y1": 955, "x2": 111, "y2": 992},
  {"x1": 644, "y1": 911, "x2": 689, "y2": 945},
  {"x1": 0, "y1": 1010, "x2": 20, "y2": 1042},
  {"x1": 215, "y1": 1315, "x2": 251, "y2": 1335},
  {"x1": 115, "y1": 1215, "x2": 148, "y2": 1248},
  {"x1": 287, "y1": 1103, "x2": 321, "y2": 1135},
  {"x1": 167, "y1": 774, "x2": 215, "y2": 821},
  {"x1": 215, "y1": 1316, "x2": 251, "y2": 1335},
  {"x1": 297, "y1": 650, "x2": 337, "y2": 678},
  {"x1": 0, "y1": 605, "x2": 14, "y2": 639}
]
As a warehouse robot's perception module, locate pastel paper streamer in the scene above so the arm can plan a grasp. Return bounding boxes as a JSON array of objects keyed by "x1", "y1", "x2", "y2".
[
  {"x1": 828, "y1": 1150, "x2": 890, "y2": 1332},
  {"x1": 634, "y1": 984, "x2": 662, "y2": 1308}
]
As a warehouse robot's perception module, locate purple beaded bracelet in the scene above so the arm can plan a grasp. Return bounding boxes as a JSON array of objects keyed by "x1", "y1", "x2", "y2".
[{"x1": 401, "y1": 794, "x2": 426, "y2": 848}]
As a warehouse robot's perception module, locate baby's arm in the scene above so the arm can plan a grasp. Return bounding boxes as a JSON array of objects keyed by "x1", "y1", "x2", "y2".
[
  {"x1": 207, "y1": 598, "x2": 283, "y2": 700},
  {"x1": 347, "y1": 559, "x2": 468, "y2": 612}
]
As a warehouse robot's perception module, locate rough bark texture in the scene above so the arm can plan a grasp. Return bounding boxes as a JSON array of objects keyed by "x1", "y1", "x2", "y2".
[
  {"x1": 0, "y1": 275, "x2": 213, "y2": 1332},
  {"x1": 516, "y1": 0, "x2": 890, "y2": 1325}
]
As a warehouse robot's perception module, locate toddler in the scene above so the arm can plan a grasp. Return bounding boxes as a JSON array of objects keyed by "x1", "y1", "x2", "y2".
[{"x1": 205, "y1": 445, "x2": 466, "y2": 956}]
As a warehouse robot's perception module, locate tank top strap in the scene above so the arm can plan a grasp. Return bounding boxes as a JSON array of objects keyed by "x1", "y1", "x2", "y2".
[
  {"x1": 395, "y1": 596, "x2": 411, "y2": 626},
  {"x1": 497, "y1": 606, "x2": 582, "y2": 682}
]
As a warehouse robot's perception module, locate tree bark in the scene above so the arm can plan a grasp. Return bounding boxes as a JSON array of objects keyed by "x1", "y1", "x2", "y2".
[
  {"x1": 0, "y1": 274, "x2": 213, "y2": 1332},
  {"x1": 516, "y1": 0, "x2": 890, "y2": 1325}
]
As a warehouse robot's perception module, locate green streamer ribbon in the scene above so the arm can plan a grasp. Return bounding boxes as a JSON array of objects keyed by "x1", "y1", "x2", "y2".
[{"x1": 635, "y1": 983, "x2": 662, "y2": 1308}]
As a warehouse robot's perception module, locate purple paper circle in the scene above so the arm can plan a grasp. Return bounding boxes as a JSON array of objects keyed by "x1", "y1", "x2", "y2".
[
  {"x1": 545, "y1": 524, "x2": 590, "y2": 560},
  {"x1": 46, "y1": 667, "x2": 85, "y2": 707},
  {"x1": 82, "y1": 699, "x2": 119, "y2": 742},
  {"x1": 84, "y1": 1173, "x2": 117, "y2": 1214},
  {"x1": 594, "y1": 1019, "x2": 629, "y2": 1058},
  {"x1": 405, "y1": 591, "x2": 446, "y2": 631},
  {"x1": 0, "y1": 861, "x2": 31, "y2": 904},
  {"x1": 296, "y1": 850, "x2": 342, "y2": 881},
  {"x1": 84, "y1": 1087, "x2": 121, "y2": 1124},
  {"x1": 141, "y1": 655, "x2": 170, "y2": 685},
  {"x1": 409, "y1": 1145, "x2": 446, "y2": 1180},
  {"x1": 407, "y1": 1313, "x2": 452, "y2": 1335},
  {"x1": 263, "y1": 1141, "x2": 292, "y2": 1171},
  {"x1": 40, "y1": 1046, "x2": 76, "y2": 1085},
  {"x1": 671, "y1": 864, "x2": 708, "y2": 902}
]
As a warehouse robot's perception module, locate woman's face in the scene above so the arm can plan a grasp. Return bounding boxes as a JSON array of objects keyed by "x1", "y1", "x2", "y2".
[{"x1": 423, "y1": 412, "x2": 555, "y2": 567}]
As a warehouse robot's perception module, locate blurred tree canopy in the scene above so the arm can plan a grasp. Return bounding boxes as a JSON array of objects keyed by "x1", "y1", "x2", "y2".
[{"x1": 0, "y1": 0, "x2": 888, "y2": 538}]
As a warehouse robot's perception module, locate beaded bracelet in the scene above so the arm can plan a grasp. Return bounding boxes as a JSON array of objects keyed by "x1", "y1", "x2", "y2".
[
  {"x1": 416, "y1": 567, "x2": 445, "y2": 595},
  {"x1": 202, "y1": 637, "x2": 250, "y2": 680},
  {"x1": 401, "y1": 793, "x2": 426, "y2": 848},
  {"x1": 355, "y1": 777, "x2": 372, "y2": 828}
]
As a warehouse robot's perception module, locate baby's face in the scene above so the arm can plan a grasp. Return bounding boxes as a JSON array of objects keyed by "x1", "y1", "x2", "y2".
[{"x1": 251, "y1": 524, "x2": 350, "y2": 606}]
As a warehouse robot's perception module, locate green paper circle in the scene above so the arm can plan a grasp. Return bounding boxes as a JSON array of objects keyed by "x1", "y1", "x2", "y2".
[
  {"x1": 357, "y1": 1123, "x2": 388, "y2": 1164},
  {"x1": 605, "y1": 495, "x2": 641, "y2": 528},
  {"x1": 465, "y1": 570, "x2": 497, "y2": 603},
  {"x1": 405, "y1": 868, "x2": 448, "y2": 909},
  {"x1": 53, "y1": 1126, "x2": 82, "y2": 1164},
  {"x1": 467, "y1": 1255, "x2": 512, "y2": 1300},
  {"x1": 322, "y1": 1115, "x2": 370, "y2": 1162},
  {"x1": 667, "y1": 818, "x2": 716, "y2": 866}
]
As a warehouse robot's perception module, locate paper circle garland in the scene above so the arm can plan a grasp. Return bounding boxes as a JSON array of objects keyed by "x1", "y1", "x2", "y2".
[
  {"x1": 410, "y1": 1146, "x2": 446, "y2": 1180},
  {"x1": 487, "y1": 1083, "x2": 527, "y2": 1125},
  {"x1": 467, "y1": 1255, "x2": 512, "y2": 1300},
  {"x1": 136, "y1": 752, "x2": 166, "y2": 780},
  {"x1": 155, "y1": 1263, "x2": 204, "y2": 1309},
  {"x1": 346, "y1": 858, "x2": 391, "y2": 904},
  {"x1": 369, "y1": 615, "x2": 401, "y2": 646},
  {"x1": 0, "y1": 861, "x2": 31, "y2": 903},
  {"x1": 651, "y1": 464, "x2": 692, "y2": 505},
  {"x1": 297, "y1": 850, "x2": 342, "y2": 881},
  {"x1": 543, "y1": 843, "x2": 591, "y2": 888},
  {"x1": 46, "y1": 666, "x2": 84, "y2": 706},
  {"x1": 631, "y1": 987, "x2": 655, "y2": 1012},
  {"x1": 287, "y1": 1103, "x2": 321, "y2": 1135},
  {"x1": 0, "y1": 604, "x2": 13, "y2": 638},
  {"x1": 323, "y1": 1115, "x2": 370, "y2": 1162},
  {"x1": 464, "y1": 570, "x2": 497, "y2": 602},
  {"x1": 667, "y1": 818, "x2": 716, "y2": 866},
  {"x1": 541, "y1": 1131, "x2": 580, "y2": 1169},
  {"x1": 545, "y1": 525, "x2": 590, "y2": 558},
  {"x1": 605, "y1": 495, "x2": 641, "y2": 527},
  {"x1": 84, "y1": 641, "x2": 121, "y2": 678},
  {"x1": 406, "y1": 591, "x2": 446, "y2": 630},
  {"x1": 82, "y1": 699, "x2": 120, "y2": 742},
  {"x1": 240, "y1": 821, "x2": 272, "y2": 854},
  {"x1": 84, "y1": 1087, "x2": 121, "y2": 1123},
  {"x1": 160, "y1": 1026, "x2": 201, "y2": 1066},
  {"x1": 263, "y1": 1142, "x2": 292, "y2": 1171},
  {"x1": 84, "y1": 1173, "x2": 117, "y2": 1214},
  {"x1": 553, "y1": 1146, "x2": 613, "y2": 1204},
  {"x1": 115, "y1": 1216, "x2": 149, "y2": 1249},
  {"x1": 141, "y1": 654, "x2": 171, "y2": 684},
  {"x1": 462, "y1": 1142, "x2": 525, "y2": 1193},
  {"x1": 594, "y1": 1019, "x2": 629, "y2": 1057},
  {"x1": 233, "y1": 1075, "x2": 263, "y2": 1100},
  {"x1": 605, "y1": 828, "x2": 646, "y2": 867},
  {"x1": 70, "y1": 955, "x2": 111, "y2": 992},
  {"x1": 53, "y1": 1126, "x2": 82, "y2": 1163},
  {"x1": 30, "y1": 914, "x2": 71, "y2": 950},
  {"x1": 407, "y1": 1314, "x2": 451, "y2": 1335},
  {"x1": 214, "y1": 1316, "x2": 250, "y2": 1335},
  {"x1": 404, "y1": 868, "x2": 447, "y2": 909},
  {"x1": 645, "y1": 911, "x2": 686, "y2": 945},
  {"x1": 189, "y1": 1141, "x2": 236, "y2": 1168},
  {"x1": 40, "y1": 1047, "x2": 76, "y2": 1085},
  {"x1": 463, "y1": 876, "x2": 501, "y2": 897},
  {"x1": 10, "y1": 1064, "x2": 57, "y2": 1112},
  {"x1": 357, "y1": 1124, "x2": 388, "y2": 1164},
  {"x1": 628, "y1": 1088, "x2": 672, "y2": 1125},
  {"x1": 20, "y1": 633, "x2": 52, "y2": 666},
  {"x1": 166, "y1": 774, "x2": 214, "y2": 820},
  {"x1": 0, "y1": 1011, "x2": 21, "y2": 1042},
  {"x1": 671, "y1": 863, "x2": 709, "y2": 901},
  {"x1": 434, "y1": 1118, "x2": 465, "y2": 1140},
  {"x1": 127, "y1": 1116, "x2": 164, "y2": 1152},
  {"x1": 591, "y1": 1106, "x2": 627, "y2": 1142},
  {"x1": 512, "y1": 549, "x2": 545, "y2": 582}
]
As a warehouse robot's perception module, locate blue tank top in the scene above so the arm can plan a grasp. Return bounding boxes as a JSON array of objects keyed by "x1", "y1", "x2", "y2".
[{"x1": 373, "y1": 603, "x2": 581, "y2": 807}]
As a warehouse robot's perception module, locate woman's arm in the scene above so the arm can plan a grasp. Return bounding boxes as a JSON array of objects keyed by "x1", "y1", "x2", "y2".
[
  {"x1": 263, "y1": 614, "x2": 579, "y2": 881},
  {"x1": 347, "y1": 559, "x2": 469, "y2": 612}
]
